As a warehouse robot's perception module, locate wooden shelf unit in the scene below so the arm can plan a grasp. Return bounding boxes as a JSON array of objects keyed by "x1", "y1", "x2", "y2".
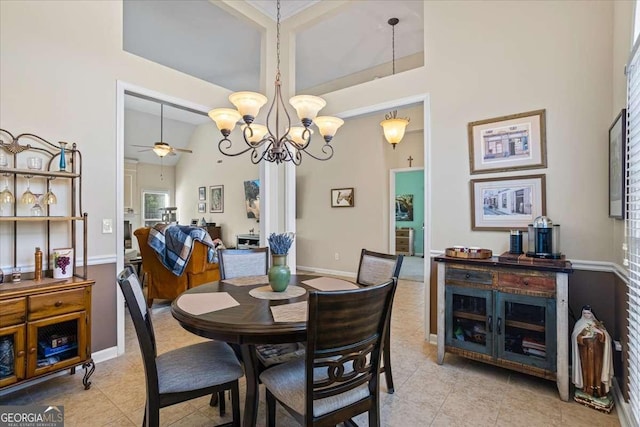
[
  {"x1": 0, "y1": 129, "x2": 94, "y2": 392},
  {"x1": 395, "y1": 227, "x2": 414, "y2": 256}
]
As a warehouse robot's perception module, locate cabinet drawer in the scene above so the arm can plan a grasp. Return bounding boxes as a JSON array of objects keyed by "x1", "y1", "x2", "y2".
[
  {"x1": 0, "y1": 298, "x2": 26, "y2": 327},
  {"x1": 498, "y1": 272, "x2": 555, "y2": 292},
  {"x1": 396, "y1": 229, "x2": 411, "y2": 237},
  {"x1": 446, "y1": 267, "x2": 493, "y2": 286},
  {"x1": 28, "y1": 288, "x2": 87, "y2": 321}
]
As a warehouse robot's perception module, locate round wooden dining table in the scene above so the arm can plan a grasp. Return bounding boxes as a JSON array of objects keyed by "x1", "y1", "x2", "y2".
[{"x1": 171, "y1": 274, "x2": 320, "y2": 427}]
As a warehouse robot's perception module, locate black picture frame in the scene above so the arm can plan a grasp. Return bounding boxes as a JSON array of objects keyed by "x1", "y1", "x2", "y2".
[{"x1": 609, "y1": 109, "x2": 626, "y2": 219}]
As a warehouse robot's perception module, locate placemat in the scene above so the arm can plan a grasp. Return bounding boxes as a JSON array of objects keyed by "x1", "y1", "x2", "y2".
[
  {"x1": 222, "y1": 275, "x2": 269, "y2": 286},
  {"x1": 177, "y1": 292, "x2": 239, "y2": 315},
  {"x1": 302, "y1": 276, "x2": 359, "y2": 291},
  {"x1": 270, "y1": 301, "x2": 307, "y2": 322},
  {"x1": 249, "y1": 285, "x2": 306, "y2": 300}
]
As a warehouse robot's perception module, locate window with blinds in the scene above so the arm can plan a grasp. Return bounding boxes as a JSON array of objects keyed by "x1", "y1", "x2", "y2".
[{"x1": 626, "y1": 35, "x2": 640, "y2": 427}]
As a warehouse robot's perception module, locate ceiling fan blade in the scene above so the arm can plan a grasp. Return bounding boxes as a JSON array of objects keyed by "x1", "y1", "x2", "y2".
[
  {"x1": 137, "y1": 148, "x2": 153, "y2": 153},
  {"x1": 172, "y1": 147, "x2": 193, "y2": 153},
  {"x1": 131, "y1": 144, "x2": 153, "y2": 149}
]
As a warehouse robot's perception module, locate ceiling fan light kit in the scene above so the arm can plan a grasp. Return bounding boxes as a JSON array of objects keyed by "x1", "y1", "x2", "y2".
[
  {"x1": 132, "y1": 103, "x2": 193, "y2": 158},
  {"x1": 208, "y1": 0, "x2": 344, "y2": 165}
]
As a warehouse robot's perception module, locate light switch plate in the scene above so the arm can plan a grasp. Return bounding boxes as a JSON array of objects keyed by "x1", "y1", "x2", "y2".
[{"x1": 102, "y1": 218, "x2": 113, "y2": 234}]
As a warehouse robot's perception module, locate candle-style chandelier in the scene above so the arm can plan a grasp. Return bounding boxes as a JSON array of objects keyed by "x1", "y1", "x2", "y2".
[{"x1": 208, "y1": 0, "x2": 344, "y2": 165}]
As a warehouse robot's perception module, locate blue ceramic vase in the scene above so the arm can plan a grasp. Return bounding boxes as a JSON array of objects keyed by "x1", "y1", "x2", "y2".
[{"x1": 269, "y1": 254, "x2": 290, "y2": 292}]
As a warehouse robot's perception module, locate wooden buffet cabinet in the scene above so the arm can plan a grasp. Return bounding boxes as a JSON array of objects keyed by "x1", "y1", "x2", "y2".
[
  {"x1": 435, "y1": 255, "x2": 573, "y2": 401},
  {"x1": 0, "y1": 129, "x2": 94, "y2": 392},
  {"x1": 0, "y1": 278, "x2": 94, "y2": 390}
]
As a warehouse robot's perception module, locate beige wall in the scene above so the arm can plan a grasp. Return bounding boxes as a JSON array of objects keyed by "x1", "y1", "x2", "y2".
[
  {"x1": 0, "y1": 1, "x2": 634, "y2": 353},
  {"x1": 316, "y1": 0, "x2": 622, "y2": 269},
  {"x1": 175, "y1": 123, "x2": 260, "y2": 246}
]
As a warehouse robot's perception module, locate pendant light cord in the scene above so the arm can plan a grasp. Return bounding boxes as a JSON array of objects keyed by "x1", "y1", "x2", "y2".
[
  {"x1": 276, "y1": 0, "x2": 281, "y2": 82},
  {"x1": 392, "y1": 22, "x2": 396, "y2": 75}
]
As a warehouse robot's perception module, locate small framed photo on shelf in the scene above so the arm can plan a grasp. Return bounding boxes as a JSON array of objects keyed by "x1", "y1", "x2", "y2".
[
  {"x1": 210, "y1": 185, "x2": 224, "y2": 213},
  {"x1": 331, "y1": 188, "x2": 354, "y2": 208},
  {"x1": 470, "y1": 174, "x2": 546, "y2": 231},
  {"x1": 609, "y1": 109, "x2": 626, "y2": 219},
  {"x1": 198, "y1": 186, "x2": 206, "y2": 201},
  {"x1": 190, "y1": 218, "x2": 199, "y2": 226},
  {"x1": 197, "y1": 202, "x2": 206, "y2": 213},
  {"x1": 468, "y1": 109, "x2": 547, "y2": 174}
]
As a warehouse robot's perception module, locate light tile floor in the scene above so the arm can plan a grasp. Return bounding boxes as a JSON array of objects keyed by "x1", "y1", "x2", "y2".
[{"x1": 1, "y1": 279, "x2": 620, "y2": 426}]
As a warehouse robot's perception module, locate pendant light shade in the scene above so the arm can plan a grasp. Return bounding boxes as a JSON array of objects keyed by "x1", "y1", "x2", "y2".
[
  {"x1": 381, "y1": 116, "x2": 410, "y2": 148},
  {"x1": 209, "y1": 108, "x2": 242, "y2": 135}
]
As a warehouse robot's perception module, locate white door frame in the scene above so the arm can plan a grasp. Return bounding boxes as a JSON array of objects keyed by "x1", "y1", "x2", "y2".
[
  {"x1": 389, "y1": 167, "x2": 425, "y2": 255},
  {"x1": 115, "y1": 81, "x2": 274, "y2": 354},
  {"x1": 324, "y1": 93, "x2": 432, "y2": 343}
]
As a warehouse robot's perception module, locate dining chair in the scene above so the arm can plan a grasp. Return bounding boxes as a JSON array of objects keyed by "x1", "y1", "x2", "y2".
[
  {"x1": 259, "y1": 278, "x2": 398, "y2": 427},
  {"x1": 117, "y1": 267, "x2": 243, "y2": 427},
  {"x1": 217, "y1": 247, "x2": 269, "y2": 279},
  {"x1": 355, "y1": 248, "x2": 404, "y2": 394}
]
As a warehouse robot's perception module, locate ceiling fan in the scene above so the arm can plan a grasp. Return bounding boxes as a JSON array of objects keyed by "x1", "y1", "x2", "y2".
[{"x1": 132, "y1": 104, "x2": 193, "y2": 157}]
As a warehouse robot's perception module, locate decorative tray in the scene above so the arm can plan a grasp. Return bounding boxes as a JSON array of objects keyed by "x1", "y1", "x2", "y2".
[{"x1": 445, "y1": 247, "x2": 493, "y2": 259}]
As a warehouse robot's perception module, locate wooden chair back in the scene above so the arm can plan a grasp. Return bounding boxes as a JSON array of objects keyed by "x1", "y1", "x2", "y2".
[{"x1": 305, "y1": 278, "x2": 397, "y2": 425}]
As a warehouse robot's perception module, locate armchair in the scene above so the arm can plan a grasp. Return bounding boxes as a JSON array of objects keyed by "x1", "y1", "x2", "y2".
[{"x1": 134, "y1": 227, "x2": 220, "y2": 307}]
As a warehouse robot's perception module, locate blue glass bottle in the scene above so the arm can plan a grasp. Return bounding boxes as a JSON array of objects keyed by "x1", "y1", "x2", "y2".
[{"x1": 59, "y1": 142, "x2": 67, "y2": 172}]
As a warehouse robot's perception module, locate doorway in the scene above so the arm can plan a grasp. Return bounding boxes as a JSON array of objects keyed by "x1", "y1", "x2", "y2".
[{"x1": 390, "y1": 167, "x2": 425, "y2": 281}]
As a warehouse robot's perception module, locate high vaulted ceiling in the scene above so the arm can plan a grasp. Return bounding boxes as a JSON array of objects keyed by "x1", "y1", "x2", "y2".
[{"x1": 123, "y1": 0, "x2": 424, "y2": 165}]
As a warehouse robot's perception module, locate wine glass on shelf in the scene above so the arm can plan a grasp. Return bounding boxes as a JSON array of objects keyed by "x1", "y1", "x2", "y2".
[
  {"x1": 21, "y1": 176, "x2": 36, "y2": 205},
  {"x1": 0, "y1": 175, "x2": 14, "y2": 205},
  {"x1": 31, "y1": 194, "x2": 44, "y2": 217},
  {"x1": 43, "y1": 179, "x2": 57, "y2": 206}
]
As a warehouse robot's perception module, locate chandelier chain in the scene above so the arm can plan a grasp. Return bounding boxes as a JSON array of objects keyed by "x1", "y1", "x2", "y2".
[{"x1": 276, "y1": 0, "x2": 281, "y2": 82}]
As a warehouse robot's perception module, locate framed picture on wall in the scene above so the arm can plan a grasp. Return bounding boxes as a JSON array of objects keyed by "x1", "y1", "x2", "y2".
[
  {"x1": 198, "y1": 186, "x2": 206, "y2": 201},
  {"x1": 331, "y1": 188, "x2": 354, "y2": 207},
  {"x1": 396, "y1": 194, "x2": 413, "y2": 221},
  {"x1": 470, "y1": 174, "x2": 546, "y2": 231},
  {"x1": 210, "y1": 185, "x2": 224, "y2": 213},
  {"x1": 197, "y1": 202, "x2": 206, "y2": 213},
  {"x1": 468, "y1": 109, "x2": 547, "y2": 174},
  {"x1": 609, "y1": 108, "x2": 626, "y2": 219}
]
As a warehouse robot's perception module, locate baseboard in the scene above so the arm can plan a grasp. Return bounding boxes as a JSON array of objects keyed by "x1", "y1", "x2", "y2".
[
  {"x1": 296, "y1": 265, "x2": 356, "y2": 279},
  {"x1": 92, "y1": 345, "x2": 119, "y2": 364},
  {"x1": 613, "y1": 378, "x2": 634, "y2": 427},
  {"x1": 429, "y1": 333, "x2": 437, "y2": 344}
]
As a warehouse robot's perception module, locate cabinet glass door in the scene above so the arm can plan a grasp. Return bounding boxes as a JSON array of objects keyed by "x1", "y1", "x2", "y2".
[
  {"x1": 27, "y1": 311, "x2": 87, "y2": 377},
  {"x1": 0, "y1": 325, "x2": 26, "y2": 388},
  {"x1": 495, "y1": 292, "x2": 556, "y2": 371},
  {"x1": 445, "y1": 285, "x2": 493, "y2": 356}
]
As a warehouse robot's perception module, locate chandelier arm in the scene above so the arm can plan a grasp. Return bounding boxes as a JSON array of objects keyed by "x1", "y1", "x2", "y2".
[
  {"x1": 241, "y1": 126, "x2": 269, "y2": 150},
  {"x1": 299, "y1": 143, "x2": 334, "y2": 162},
  {"x1": 218, "y1": 137, "x2": 259, "y2": 157}
]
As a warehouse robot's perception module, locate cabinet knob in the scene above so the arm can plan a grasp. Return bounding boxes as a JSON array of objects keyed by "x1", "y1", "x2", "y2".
[
  {"x1": 29, "y1": 347, "x2": 36, "y2": 354},
  {"x1": 464, "y1": 273, "x2": 470, "y2": 279},
  {"x1": 523, "y1": 280, "x2": 529, "y2": 286},
  {"x1": 55, "y1": 301, "x2": 63, "y2": 307},
  {"x1": 17, "y1": 350, "x2": 25, "y2": 357}
]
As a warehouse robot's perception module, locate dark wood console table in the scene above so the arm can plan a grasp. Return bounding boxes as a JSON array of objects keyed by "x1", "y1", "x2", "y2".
[{"x1": 435, "y1": 254, "x2": 573, "y2": 401}]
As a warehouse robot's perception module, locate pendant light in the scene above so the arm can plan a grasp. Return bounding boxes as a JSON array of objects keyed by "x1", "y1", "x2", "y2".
[{"x1": 380, "y1": 17, "x2": 410, "y2": 150}]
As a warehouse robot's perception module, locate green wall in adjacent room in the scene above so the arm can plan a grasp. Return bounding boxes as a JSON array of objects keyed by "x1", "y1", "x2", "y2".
[{"x1": 396, "y1": 169, "x2": 424, "y2": 255}]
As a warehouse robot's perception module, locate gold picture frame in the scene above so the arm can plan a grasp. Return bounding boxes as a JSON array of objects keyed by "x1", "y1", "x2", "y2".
[{"x1": 468, "y1": 109, "x2": 547, "y2": 174}]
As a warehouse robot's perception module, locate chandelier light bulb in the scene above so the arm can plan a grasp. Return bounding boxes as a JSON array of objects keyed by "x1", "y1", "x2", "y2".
[
  {"x1": 289, "y1": 95, "x2": 326, "y2": 125},
  {"x1": 229, "y1": 92, "x2": 268, "y2": 123},
  {"x1": 314, "y1": 116, "x2": 344, "y2": 142},
  {"x1": 287, "y1": 127, "x2": 313, "y2": 147},
  {"x1": 242, "y1": 124, "x2": 269, "y2": 146},
  {"x1": 208, "y1": 108, "x2": 242, "y2": 136},
  {"x1": 152, "y1": 143, "x2": 171, "y2": 157}
]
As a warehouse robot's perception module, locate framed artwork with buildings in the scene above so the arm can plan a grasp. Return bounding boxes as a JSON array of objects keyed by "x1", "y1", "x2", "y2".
[
  {"x1": 609, "y1": 108, "x2": 626, "y2": 219},
  {"x1": 470, "y1": 174, "x2": 546, "y2": 231},
  {"x1": 468, "y1": 109, "x2": 547, "y2": 174}
]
